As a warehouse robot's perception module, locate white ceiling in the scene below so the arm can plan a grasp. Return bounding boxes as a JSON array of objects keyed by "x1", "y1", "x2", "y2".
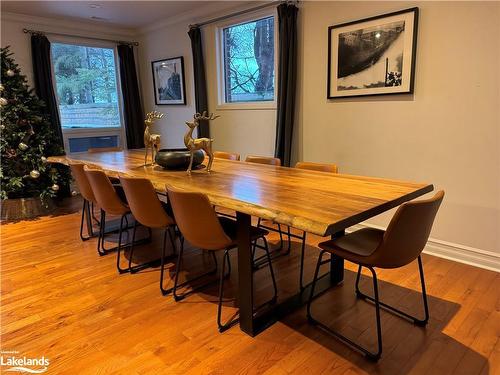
[{"x1": 1, "y1": 1, "x2": 248, "y2": 30}]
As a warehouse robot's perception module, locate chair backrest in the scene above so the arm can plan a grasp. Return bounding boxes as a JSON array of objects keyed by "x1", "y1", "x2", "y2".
[
  {"x1": 295, "y1": 161, "x2": 338, "y2": 173},
  {"x1": 69, "y1": 163, "x2": 96, "y2": 203},
  {"x1": 85, "y1": 168, "x2": 129, "y2": 216},
  {"x1": 167, "y1": 186, "x2": 232, "y2": 251},
  {"x1": 87, "y1": 147, "x2": 122, "y2": 153},
  {"x1": 373, "y1": 191, "x2": 444, "y2": 268},
  {"x1": 214, "y1": 151, "x2": 241, "y2": 161},
  {"x1": 245, "y1": 155, "x2": 281, "y2": 166},
  {"x1": 119, "y1": 176, "x2": 174, "y2": 228}
]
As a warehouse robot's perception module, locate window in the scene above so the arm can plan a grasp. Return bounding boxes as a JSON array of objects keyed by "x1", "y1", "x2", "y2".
[
  {"x1": 51, "y1": 42, "x2": 125, "y2": 152},
  {"x1": 219, "y1": 15, "x2": 276, "y2": 106}
]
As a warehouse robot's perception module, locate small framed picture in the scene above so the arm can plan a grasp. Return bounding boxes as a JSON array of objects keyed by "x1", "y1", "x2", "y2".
[
  {"x1": 328, "y1": 7, "x2": 418, "y2": 99},
  {"x1": 151, "y1": 56, "x2": 186, "y2": 105}
]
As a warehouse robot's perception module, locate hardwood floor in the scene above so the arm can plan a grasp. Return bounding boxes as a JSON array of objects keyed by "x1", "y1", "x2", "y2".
[{"x1": 1, "y1": 197, "x2": 498, "y2": 374}]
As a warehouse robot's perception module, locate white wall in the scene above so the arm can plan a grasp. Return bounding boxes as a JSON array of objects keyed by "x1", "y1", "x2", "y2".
[
  {"x1": 137, "y1": 1, "x2": 499, "y2": 258},
  {"x1": 295, "y1": 1, "x2": 500, "y2": 254},
  {"x1": 0, "y1": 12, "x2": 136, "y2": 86}
]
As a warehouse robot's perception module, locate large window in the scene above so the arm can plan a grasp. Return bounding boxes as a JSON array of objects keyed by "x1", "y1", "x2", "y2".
[
  {"x1": 51, "y1": 42, "x2": 124, "y2": 152},
  {"x1": 219, "y1": 15, "x2": 275, "y2": 105}
]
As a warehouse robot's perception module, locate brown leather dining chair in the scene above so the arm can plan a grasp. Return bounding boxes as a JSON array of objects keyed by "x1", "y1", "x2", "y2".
[
  {"x1": 87, "y1": 147, "x2": 123, "y2": 153},
  {"x1": 295, "y1": 161, "x2": 339, "y2": 290},
  {"x1": 244, "y1": 155, "x2": 290, "y2": 260},
  {"x1": 69, "y1": 162, "x2": 100, "y2": 241},
  {"x1": 214, "y1": 151, "x2": 240, "y2": 161},
  {"x1": 307, "y1": 191, "x2": 444, "y2": 361},
  {"x1": 85, "y1": 168, "x2": 149, "y2": 260},
  {"x1": 119, "y1": 176, "x2": 177, "y2": 278},
  {"x1": 245, "y1": 155, "x2": 281, "y2": 166},
  {"x1": 166, "y1": 186, "x2": 278, "y2": 332}
]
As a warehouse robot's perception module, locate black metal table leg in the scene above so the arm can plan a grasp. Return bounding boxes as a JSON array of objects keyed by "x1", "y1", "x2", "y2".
[
  {"x1": 236, "y1": 211, "x2": 254, "y2": 336},
  {"x1": 330, "y1": 230, "x2": 345, "y2": 285}
]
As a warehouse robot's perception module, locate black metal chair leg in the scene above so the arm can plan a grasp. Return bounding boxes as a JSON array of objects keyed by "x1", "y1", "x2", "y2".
[
  {"x1": 307, "y1": 251, "x2": 382, "y2": 361},
  {"x1": 172, "y1": 245, "x2": 219, "y2": 302},
  {"x1": 299, "y1": 231, "x2": 307, "y2": 290},
  {"x1": 217, "y1": 249, "x2": 239, "y2": 332},
  {"x1": 355, "y1": 256, "x2": 429, "y2": 326},
  {"x1": 115, "y1": 215, "x2": 127, "y2": 273},
  {"x1": 262, "y1": 237, "x2": 278, "y2": 302},
  {"x1": 79, "y1": 199, "x2": 92, "y2": 241},
  {"x1": 127, "y1": 221, "x2": 138, "y2": 273},
  {"x1": 160, "y1": 227, "x2": 178, "y2": 295}
]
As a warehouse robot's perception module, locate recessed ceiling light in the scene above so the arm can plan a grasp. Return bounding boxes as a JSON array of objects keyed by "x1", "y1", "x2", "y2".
[{"x1": 89, "y1": 4, "x2": 102, "y2": 9}]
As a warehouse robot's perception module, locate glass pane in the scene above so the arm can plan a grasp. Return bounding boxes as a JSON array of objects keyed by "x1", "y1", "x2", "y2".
[
  {"x1": 223, "y1": 16, "x2": 274, "y2": 103},
  {"x1": 51, "y1": 43, "x2": 121, "y2": 129}
]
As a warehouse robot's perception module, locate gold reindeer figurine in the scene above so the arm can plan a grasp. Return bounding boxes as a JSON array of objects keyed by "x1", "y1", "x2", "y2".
[
  {"x1": 184, "y1": 111, "x2": 219, "y2": 174},
  {"x1": 144, "y1": 111, "x2": 163, "y2": 166}
]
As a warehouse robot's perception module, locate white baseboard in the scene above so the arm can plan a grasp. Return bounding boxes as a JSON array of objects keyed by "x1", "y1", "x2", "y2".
[{"x1": 347, "y1": 223, "x2": 500, "y2": 273}]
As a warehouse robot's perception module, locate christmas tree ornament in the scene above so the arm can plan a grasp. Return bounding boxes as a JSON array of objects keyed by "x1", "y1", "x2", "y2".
[
  {"x1": 51, "y1": 184, "x2": 60, "y2": 192},
  {"x1": 41, "y1": 156, "x2": 47, "y2": 163},
  {"x1": 1, "y1": 124, "x2": 5, "y2": 130},
  {"x1": 6, "y1": 69, "x2": 15, "y2": 77},
  {"x1": 18, "y1": 119, "x2": 28, "y2": 126},
  {"x1": 30, "y1": 170, "x2": 40, "y2": 179},
  {"x1": 0, "y1": 97, "x2": 7, "y2": 106},
  {"x1": 0, "y1": 83, "x2": 4, "y2": 91},
  {"x1": 18, "y1": 142, "x2": 28, "y2": 151},
  {"x1": 71, "y1": 190, "x2": 78, "y2": 196}
]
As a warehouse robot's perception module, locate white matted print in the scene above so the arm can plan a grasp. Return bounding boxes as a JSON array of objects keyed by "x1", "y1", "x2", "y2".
[
  {"x1": 151, "y1": 56, "x2": 186, "y2": 105},
  {"x1": 328, "y1": 8, "x2": 418, "y2": 98}
]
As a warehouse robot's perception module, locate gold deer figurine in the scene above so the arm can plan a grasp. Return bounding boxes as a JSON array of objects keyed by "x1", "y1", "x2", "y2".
[
  {"x1": 144, "y1": 111, "x2": 163, "y2": 166},
  {"x1": 184, "y1": 111, "x2": 219, "y2": 174}
]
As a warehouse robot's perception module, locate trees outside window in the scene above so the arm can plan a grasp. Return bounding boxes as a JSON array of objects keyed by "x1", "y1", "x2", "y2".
[{"x1": 222, "y1": 16, "x2": 275, "y2": 103}]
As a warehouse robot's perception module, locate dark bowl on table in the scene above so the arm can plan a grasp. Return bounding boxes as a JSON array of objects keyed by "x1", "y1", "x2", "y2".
[{"x1": 155, "y1": 148, "x2": 205, "y2": 170}]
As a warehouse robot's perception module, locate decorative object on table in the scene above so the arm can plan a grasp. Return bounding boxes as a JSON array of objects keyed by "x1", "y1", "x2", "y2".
[
  {"x1": 184, "y1": 112, "x2": 219, "y2": 174},
  {"x1": 143, "y1": 111, "x2": 163, "y2": 166},
  {"x1": 155, "y1": 148, "x2": 205, "y2": 170},
  {"x1": 151, "y1": 56, "x2": 186, "y2": 105},
  {"x1": 327, "y1": 7, "x2": 418, "y2": 99},
  {"x1": 0, "y1": 46, "x2": 70, "y2": 220}
]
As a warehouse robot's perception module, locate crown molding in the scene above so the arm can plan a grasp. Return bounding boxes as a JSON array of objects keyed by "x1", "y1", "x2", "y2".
[
  {"x1": 138, "y1": 1, "x2": 254, "y2": 35},
  {"x1": 1, "y1": 11, "x2": 138, "y2": 39}
]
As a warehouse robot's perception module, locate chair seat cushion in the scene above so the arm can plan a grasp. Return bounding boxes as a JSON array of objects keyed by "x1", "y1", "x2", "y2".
[
  {"x1": 318, "y1": 228, "x2": 384, "y2": 264},
  {"x1": 218, "y1": 216, "x2": 269, "y2": 243}
]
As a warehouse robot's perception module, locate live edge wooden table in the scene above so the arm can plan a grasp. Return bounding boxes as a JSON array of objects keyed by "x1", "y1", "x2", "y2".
[{"x1": 48, "y1": 149, "x2": 433, "y2": 337}]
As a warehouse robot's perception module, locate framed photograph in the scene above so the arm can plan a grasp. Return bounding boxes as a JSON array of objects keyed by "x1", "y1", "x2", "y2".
[
  {"x1": 151, "y1": 56, "x2": 186, "y2": 105},
  {"x1": 328, "y1": 7, "x2": 418, "y2": 99}
]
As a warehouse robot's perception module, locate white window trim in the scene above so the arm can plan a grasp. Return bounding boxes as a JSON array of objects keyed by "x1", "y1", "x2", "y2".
[
  {"x1": 48, "y1": 36, "x2": 127, "y2": 152},
  {"x1": 215, "y1": 8, "x2": 278, "y2": 111}
]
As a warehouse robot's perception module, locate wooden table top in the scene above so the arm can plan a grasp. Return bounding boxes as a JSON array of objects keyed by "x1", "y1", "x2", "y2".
[{"x1": 49, "y1": 150, "x2": 433, "y2": 236}]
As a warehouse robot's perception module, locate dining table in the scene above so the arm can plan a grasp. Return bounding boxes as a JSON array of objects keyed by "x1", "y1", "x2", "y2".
[{"x1": 48, "y1": 149, "x2": 434, "y2": 337}]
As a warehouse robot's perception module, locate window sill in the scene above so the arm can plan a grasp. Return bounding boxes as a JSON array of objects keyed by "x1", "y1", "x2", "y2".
[{"x1": 215, "y1": 102, "x2": 277, "y2": 111}]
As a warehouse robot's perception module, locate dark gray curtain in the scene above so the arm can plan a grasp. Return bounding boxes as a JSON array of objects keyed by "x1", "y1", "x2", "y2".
[
  {"x1": 31, "y1": 34, "x2": 64, "y2": 150},
  {"x1": 117, "y1": 44, "x2": 144, "y2": 149},
  {"x1": 274, "y1": 3, "x2": 298, "y2": 167},
  {"x1": 188, "y1": 26, "x2": 210, "y2": 138}
]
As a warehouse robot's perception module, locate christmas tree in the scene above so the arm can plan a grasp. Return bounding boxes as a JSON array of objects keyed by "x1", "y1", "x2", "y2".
[{"x1": 1, "y1": 46, "x2": 70, "y2": 204}]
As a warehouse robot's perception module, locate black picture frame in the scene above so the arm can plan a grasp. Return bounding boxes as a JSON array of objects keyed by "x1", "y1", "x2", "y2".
[
  {"x1": 151, "y1": 56, "x2": 187, "y2": 105},
  {"x1": 327, "y1": 7, "x2": 419, "y2": 99}
]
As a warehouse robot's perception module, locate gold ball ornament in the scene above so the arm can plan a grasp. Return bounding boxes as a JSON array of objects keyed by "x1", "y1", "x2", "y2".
[
  {"x1": 0, "y1": 83, "x2": 4, "y2": 91},
  {"x1": 18, "y1": 142, "x2": 28, "y2": 151},
  {"x1": 41, "y1": 156, "x2": 48, "y2": 163},
  {"x1": 71, "y1": 190, "x2": 78, "y2": 196},
  {"x1": 51, "y1": 184, "x2": 60, "y2": 192},
  {"x1": 30, "y1": 170, "x2": 40, "y2": 179},
  {"x1": 0, "y1": 97, "x2": 8, "y2": 106},
  {"x1": 6, "y1": 69, "x2": 15, "y2": 77}
]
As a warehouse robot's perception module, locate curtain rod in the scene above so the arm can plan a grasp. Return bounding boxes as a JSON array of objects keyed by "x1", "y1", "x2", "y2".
[
  {"x1": 190, "y1": 0, "x2": 297, "y2": 29},
  {"x1": 23, "y1": 28, "x2": 139, "y2": 46}
]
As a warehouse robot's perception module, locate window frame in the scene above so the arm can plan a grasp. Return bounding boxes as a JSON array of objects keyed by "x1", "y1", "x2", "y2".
[
  {"x1": 215, "y1": 9, "x2": 278, "y2": 111},
  {"x1": 48, "y1": 36, "x2": 127, "y2": 152}
]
